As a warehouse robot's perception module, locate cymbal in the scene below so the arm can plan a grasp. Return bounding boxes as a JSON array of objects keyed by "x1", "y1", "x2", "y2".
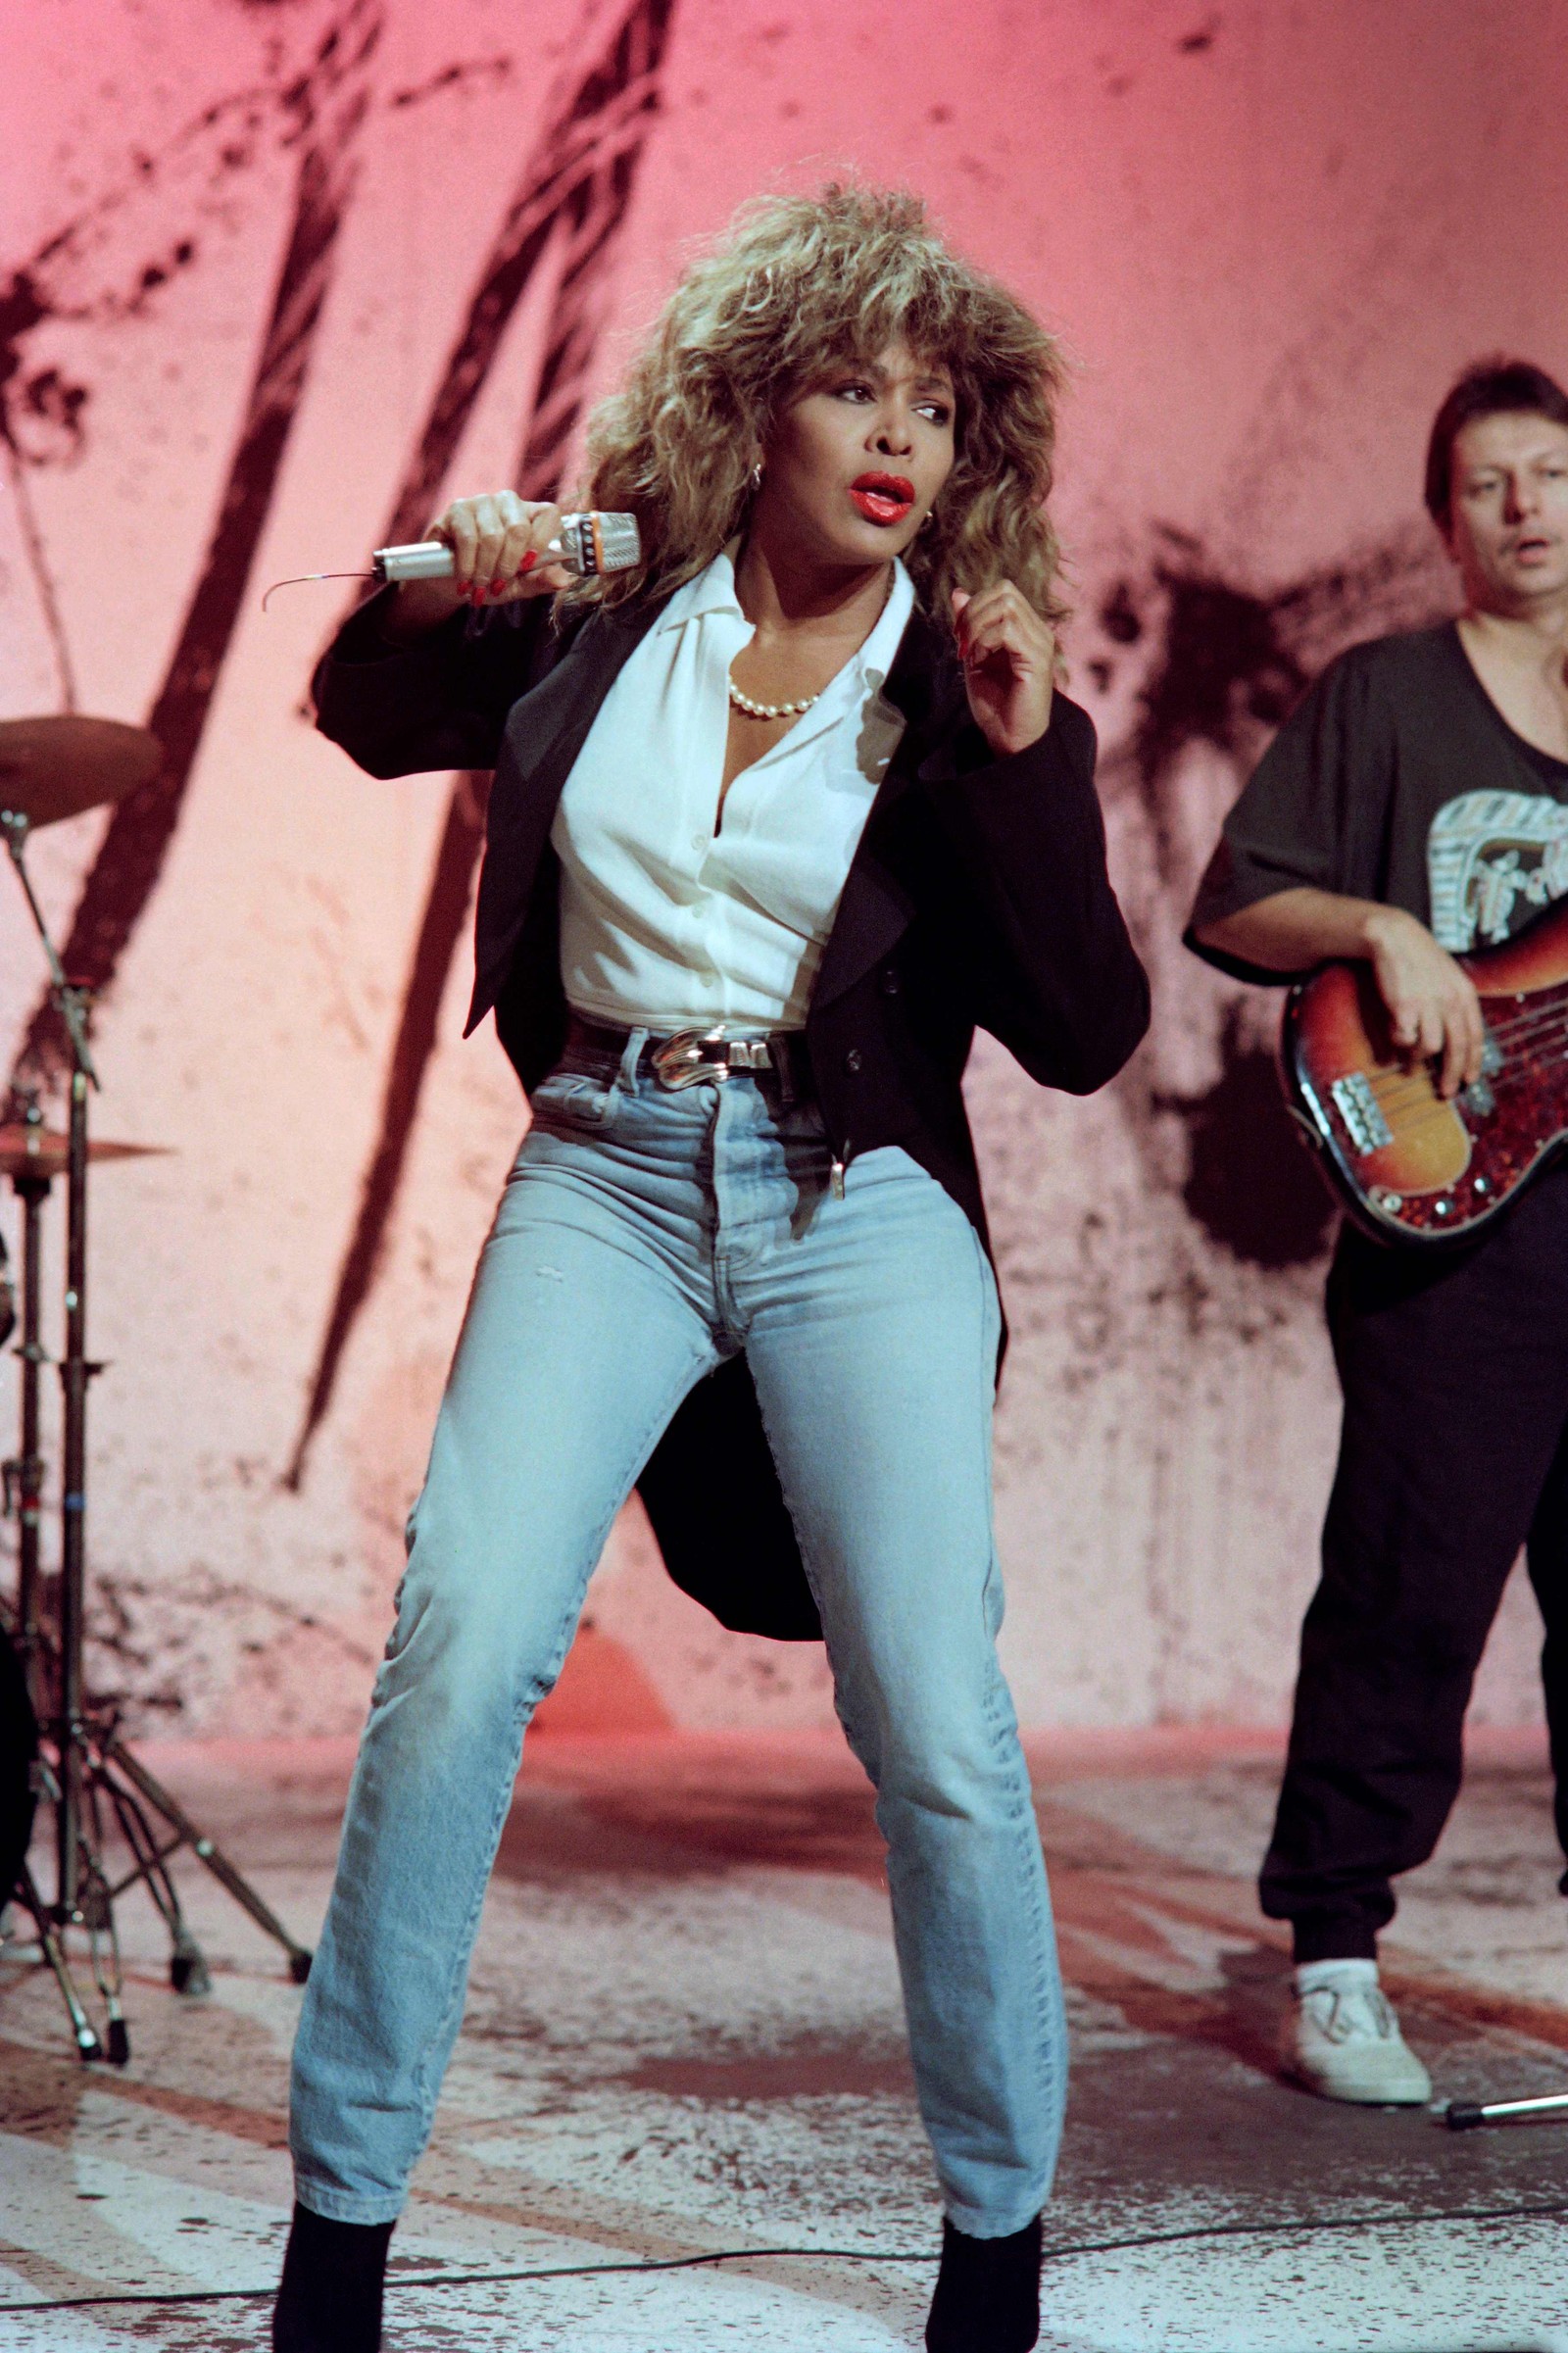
[
  {"x1": 0, "y1": 716, "x2": 162, "y2": 829},
  {"x1": 0, "y1": 1126, "x2": 170, "y2": 1181}
]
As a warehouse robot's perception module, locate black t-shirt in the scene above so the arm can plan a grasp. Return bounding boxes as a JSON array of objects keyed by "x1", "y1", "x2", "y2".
[{"x1": 1186, "y1": 620, "x2": 1568, "y2": 984}]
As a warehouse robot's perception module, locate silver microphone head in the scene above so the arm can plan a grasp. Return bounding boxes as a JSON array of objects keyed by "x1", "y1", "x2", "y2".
[
  {"x1": 373, "y1": 513, "x2": 641, "y2": 583},
  {"x1": 555, "y1": 512, "x2": 642, "y2": 574}
]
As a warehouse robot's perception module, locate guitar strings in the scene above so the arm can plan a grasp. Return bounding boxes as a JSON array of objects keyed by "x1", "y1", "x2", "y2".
[
  {"x1": 1367, "y1": 1000, "x2": 1568, "y2": 1072},
  {"x1": 1314, "y1": 987, "x2": 1568, "y2": 1162},
  {"x1": 1472, "y1": 1000, "x2": 1568, "y2": 1047},
  {"x1": 1353, "y1": 1004, "x2": 1568, "y2": 1105},
  {"x1": 1360, "y1": 1043, "x2": 1560, "y2": 1118},
  {"x1": 1465, "y1": 987, "x2": 1568, "y2": 1043},
  {"x1": 1346, "y1": 1060, "x2": 1550, "y2": 1145},
  {"x1": 1334, "y1": 989, "x2": 1568, "y2": 1085}
]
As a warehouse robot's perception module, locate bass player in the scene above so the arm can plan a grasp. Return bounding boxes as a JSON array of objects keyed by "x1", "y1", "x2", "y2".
[{"x1": 1187, "y1": 358, "x2": 1568, "y2": 2103}]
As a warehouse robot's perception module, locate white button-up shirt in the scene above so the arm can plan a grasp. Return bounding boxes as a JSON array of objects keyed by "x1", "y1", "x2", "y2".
[{"x1": 551, "y1": 548, "x2": 914, "y2": 1031}]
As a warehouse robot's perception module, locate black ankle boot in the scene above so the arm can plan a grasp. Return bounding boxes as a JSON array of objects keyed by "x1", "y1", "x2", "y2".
[
  {"x1": 272, "y1": 2203, "x2": 394, "y2": 2353},
  {"x1": 925, "y1": 2214, "x2": 1043, "y2": 2353}
]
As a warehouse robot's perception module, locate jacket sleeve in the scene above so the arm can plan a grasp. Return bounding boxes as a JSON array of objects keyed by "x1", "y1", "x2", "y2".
[
  {"x1": 918, "y1": 692, "x2": 1150, "y2": 1094},
  {"x1": 311, "y1": 587, "x2": 554, "y2": 779}
]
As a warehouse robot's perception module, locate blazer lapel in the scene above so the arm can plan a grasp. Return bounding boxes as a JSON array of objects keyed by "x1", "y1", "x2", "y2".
[
  {"x1": 808, "y1": 604, "x2": 965, "y2": 1013},
  {"x1": 468, "y1": 599, "x2": 663, "y2": 1020}
]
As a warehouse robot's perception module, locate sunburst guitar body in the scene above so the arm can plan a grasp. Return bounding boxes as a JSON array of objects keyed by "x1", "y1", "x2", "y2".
[{"x1": 1283, "y1": 894, "x2": 1568, "y2": 1244}]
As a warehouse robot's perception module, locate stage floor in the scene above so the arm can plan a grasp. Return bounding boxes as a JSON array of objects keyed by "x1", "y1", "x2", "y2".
[{"x1": 2, "y1": 1726, "x2": 1566, "y2": 2351}]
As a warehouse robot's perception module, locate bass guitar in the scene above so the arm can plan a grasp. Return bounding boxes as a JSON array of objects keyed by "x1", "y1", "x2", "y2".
[{"x1": 1282, "y1": 894, "x2": 1568, "y2": 1245}]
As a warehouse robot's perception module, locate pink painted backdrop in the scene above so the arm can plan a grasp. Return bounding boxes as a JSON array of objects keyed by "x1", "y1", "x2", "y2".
[{"x1": 3, "y1": 0, "x2": 1564, "y2": 1737}]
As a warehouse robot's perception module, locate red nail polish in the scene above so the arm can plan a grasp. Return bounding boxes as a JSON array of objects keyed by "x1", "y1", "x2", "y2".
[{"x1": 518, "y1": 549, "x2": 538, "y2": 574}]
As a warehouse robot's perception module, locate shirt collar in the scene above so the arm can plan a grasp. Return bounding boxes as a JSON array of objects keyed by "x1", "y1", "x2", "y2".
[
  {"x1": 654, "y1": 544, "x2": 747, "y2": 633},
  {"x1": 855, "y1": 560, "x2": 915, "y2": 698},
  {"x1": 656, "y1": 545, "x2": 915, "y2": 685}
]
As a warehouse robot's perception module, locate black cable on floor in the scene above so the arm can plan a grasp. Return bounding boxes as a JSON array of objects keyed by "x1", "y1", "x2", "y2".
[{"x1": 6, "y1": 2195, "x2": 1568, "y2": 2316}]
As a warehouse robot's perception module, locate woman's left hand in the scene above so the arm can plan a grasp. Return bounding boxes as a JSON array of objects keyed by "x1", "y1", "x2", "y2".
[{"x1": 951, "y1": 583, "x2": 1055, "y2": 756}]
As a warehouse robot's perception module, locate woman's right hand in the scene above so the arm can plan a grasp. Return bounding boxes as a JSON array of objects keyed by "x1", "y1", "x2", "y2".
[{"x1": 382, "y1": 493, "x2": 575, "y2": 638}]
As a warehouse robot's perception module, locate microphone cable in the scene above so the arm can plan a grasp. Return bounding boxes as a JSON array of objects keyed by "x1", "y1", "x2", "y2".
[{"x1": 8, "y1": 2193, "x2": 1568, "y2": 2319}]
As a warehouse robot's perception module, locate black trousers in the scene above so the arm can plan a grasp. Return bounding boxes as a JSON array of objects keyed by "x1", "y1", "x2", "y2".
[{"x1": 1259, "y1": 1164, "x2": 1568, "y2": 1962}]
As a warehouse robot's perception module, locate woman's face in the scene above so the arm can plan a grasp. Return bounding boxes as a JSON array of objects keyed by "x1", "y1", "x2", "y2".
[{"x1": 756, "y1": 339, "x2": 957, "y2": 567}]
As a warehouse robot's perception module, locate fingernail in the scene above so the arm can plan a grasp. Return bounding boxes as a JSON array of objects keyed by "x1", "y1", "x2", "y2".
[{"x1": 518, "y1": 549, "x2": 538, "y2": 574}]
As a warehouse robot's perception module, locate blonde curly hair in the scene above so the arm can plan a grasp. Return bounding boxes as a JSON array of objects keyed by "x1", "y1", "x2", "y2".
[{"x1": 563, "y1": 183, "x2": 1067, "y2": 631}]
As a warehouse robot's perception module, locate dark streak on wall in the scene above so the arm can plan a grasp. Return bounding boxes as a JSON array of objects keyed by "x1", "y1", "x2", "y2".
[
  {"x1": 1131, "y1": 560, "x2": 1307, "y2": 879},
  {"x1": 7, "y1": 1, "x2": 383, "y2": 1093},
  {"x1": 1153, "y1": 1008, "x2": 1336, "y2": 1271},
  {"x1": 283, "y1": 0, "x2": 679, "y2": 1487}
]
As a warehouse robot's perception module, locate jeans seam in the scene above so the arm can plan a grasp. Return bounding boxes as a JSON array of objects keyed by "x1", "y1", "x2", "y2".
[
  {"x1": 964, "y1": 1213, "x2": 1061, "y2": 2229},
  {"x1": 747, "y1": 1208, "x2": 1060, "y2": 2233},
  {"x1": 367, "y1": 1337, "x2": 717, "y2": 2203}
]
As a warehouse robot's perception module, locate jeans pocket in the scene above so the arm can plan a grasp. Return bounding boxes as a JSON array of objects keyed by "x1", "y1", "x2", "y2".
[{"x1": 528, "y1": 1063, "x2": 618, "y2": 1130}]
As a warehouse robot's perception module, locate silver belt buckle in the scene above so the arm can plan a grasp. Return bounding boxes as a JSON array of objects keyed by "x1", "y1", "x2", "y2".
[{"x1": 651, "y1": 1026, "x2": 728, "y2": 1089}]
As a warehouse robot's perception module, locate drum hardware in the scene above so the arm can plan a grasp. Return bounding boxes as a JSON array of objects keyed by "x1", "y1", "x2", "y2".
[{"x1": 0, "y1": 720, "x2": 311, "y2": 2065}]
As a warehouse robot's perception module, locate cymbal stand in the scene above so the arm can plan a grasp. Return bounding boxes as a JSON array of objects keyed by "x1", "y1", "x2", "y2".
[
  {"x1": 1, "y1": 809, "x2": 311, "y2": 2067},
  {"x1": 6, "y1": 1102, "x2": 48, "y2": 1719},
  {"x1": 0, "y1": 1092, "x2": 106, "y2": 2056}
]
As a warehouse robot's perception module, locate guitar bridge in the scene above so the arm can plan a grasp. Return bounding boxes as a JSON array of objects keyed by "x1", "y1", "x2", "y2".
[{"x1": 1330, "y1": 1071, "x2": 1394, "y2": 1154}]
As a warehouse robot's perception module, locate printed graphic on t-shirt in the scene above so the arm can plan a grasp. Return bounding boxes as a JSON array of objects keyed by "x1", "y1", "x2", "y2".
[{"x1": 1427, "y1": 789, "x2": 1568, "y2": 951}]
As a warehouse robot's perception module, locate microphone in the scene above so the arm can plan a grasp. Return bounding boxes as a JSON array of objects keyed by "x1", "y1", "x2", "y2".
[{"x1": 374, "y1": 512, "x2": 641, "y2": 583}]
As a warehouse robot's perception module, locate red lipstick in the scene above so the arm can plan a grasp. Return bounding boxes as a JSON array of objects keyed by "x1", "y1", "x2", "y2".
[{"x1": 851, "y1": 472, "x2": 915, "y2": 525}]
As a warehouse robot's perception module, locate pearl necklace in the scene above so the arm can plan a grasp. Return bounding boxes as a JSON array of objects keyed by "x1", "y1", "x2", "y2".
[
  {"x1": 726, "y1": 568, "x2": 892, "y2": 722},
  {"x1": 727, "y1": 678, "x2": 820, "y2": 721}
]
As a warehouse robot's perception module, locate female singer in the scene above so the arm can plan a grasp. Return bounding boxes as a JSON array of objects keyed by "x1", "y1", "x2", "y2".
[{"x1": 275, "y1": 184, "x2": 1148, "y2": 2353}]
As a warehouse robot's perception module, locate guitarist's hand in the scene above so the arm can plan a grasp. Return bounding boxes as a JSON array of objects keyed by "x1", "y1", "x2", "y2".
[
  {"x1": 1196, "y1": 888, "x2": 1488, "y2": 1099},
  {"x1": 1364, "y1": 907, "x2": 1486, "y2": 1099}
]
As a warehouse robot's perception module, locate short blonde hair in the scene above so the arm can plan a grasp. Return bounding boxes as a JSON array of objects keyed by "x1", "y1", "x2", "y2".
[{"x1": 566, "y1": 184, "x2": 1067, "y2": 630}]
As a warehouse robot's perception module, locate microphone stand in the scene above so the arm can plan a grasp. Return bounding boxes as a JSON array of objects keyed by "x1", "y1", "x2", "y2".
[
  {"x1": 1446, "y1": 2089, "x2": 1568, "y2": 2131},
  {"x1": 1, "y1": 809, "x2": 311, "y2": 2065}
]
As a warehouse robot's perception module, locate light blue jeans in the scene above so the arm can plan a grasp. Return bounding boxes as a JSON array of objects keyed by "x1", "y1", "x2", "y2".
[{"x1": 289, "y1": 1032, "x2": 1066, "y2": 2235}]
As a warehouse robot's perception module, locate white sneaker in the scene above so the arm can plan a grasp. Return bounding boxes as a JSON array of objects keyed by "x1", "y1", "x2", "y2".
[{"x1": 1283, "y1": 1963, "x2": 1433, "y2": 2105}]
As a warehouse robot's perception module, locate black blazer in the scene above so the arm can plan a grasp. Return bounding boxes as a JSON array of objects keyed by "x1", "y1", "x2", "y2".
[{"x1": 315, "y1": 587, "x2": 1150, "y2": 1640}]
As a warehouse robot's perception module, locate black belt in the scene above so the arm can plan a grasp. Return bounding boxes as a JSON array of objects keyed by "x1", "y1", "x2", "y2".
[{"x1": 565, "y1": 1013, "x2": 813, "y2": 1101}]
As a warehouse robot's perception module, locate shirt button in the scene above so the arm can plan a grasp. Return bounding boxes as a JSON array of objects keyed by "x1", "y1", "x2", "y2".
[
  {"x1": 844, "y1": 1048, "x2": 864, "y2": 1075},
  {"x1": 691, "y1": 831, "x2": 709, "y2": 853},
  {"x1": 880, "y1": 968, "x2": 901, "y2": 996}
]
